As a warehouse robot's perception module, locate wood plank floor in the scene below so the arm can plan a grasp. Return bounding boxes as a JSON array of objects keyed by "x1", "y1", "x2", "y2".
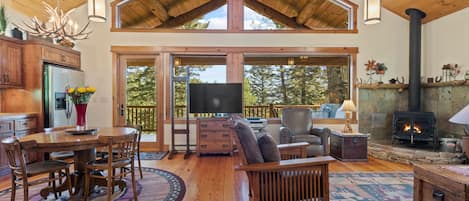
[{"x1": 0, "y1": 154, "x2": 412, "y2": 201}]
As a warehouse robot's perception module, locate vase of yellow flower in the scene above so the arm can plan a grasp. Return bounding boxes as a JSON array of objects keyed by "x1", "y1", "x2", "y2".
[{"x1": 66, "y1": 86, "x2": 96, "y2": 130}]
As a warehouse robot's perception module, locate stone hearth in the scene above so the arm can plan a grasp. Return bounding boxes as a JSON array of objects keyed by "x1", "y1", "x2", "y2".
[{"x1": 369, "y1": 143, "x2": 465, "y2": 165}]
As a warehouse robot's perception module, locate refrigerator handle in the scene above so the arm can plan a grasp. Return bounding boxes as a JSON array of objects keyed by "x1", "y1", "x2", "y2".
[{"x1": 65, "y1": 86, "x2": 72, "y2": 120}]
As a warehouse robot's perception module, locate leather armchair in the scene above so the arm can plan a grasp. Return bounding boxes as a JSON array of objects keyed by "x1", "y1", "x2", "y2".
[{"x1": 279, "y1": 108, "x2": 331, "y2": 157}]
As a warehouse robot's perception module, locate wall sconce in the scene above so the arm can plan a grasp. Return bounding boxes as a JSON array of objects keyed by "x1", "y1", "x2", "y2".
[
  {"x1": 174, "y1": 57, "x2": 182, "y2": 66},
  {"x1": 88, "y1": 0, "x2": 106, "y2": 22},
  {"x1": 364, "y1": 0, "x2": 381, "y2": 25},
  {"x1": 287, "y1": 57, "x2": 295, "y2": 65}
]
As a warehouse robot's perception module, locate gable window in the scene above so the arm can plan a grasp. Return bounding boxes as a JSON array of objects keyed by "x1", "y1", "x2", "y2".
[{"x1": 111, "y1": 0, "x2": 357, "y2": 33}]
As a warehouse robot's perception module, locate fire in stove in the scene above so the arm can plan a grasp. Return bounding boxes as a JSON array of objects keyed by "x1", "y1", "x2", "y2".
[{"x1": 403, "y1": 123, "x2": 422, "y2": 134}]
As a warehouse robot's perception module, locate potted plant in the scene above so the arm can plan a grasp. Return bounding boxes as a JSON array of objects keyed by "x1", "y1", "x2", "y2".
[{"x1": 0, "y1": 4, "x2": 6, "y2": 35}]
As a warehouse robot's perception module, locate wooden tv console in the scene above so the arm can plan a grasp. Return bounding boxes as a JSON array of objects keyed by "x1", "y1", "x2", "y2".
[{"x1": 197, "y1": 118, "x2": 234, "y2": 156}]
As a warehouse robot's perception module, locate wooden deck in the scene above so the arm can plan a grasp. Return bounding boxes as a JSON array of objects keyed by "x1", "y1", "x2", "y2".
[{"x1": 0, "y1": 154, "x2": 412, "y2": 201}]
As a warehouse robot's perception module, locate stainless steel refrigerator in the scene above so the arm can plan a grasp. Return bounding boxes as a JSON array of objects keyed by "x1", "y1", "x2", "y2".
[{"x1": 43, "y1": 64, "x2": 85, "y2": 128}]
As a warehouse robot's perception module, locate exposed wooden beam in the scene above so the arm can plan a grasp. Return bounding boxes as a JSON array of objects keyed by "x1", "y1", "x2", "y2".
[
  {"x1": 297, "y1": 0, "x2": 325, "y2": 24},
  {"x1": 138, "y1": 0, "x2": 169, "y2": 22},
  {"x1": 126, "y1": 14, "x2": 163, "y2": 29},
  {"x1": 256, "y1": 0, "x2": 299, "y2": 18},
  {"x1": 304, "y1": 1, "x2": 337, "y2": 29},
  {"x1": 245, "y1": 0, "x2": 307, "y2": 29},
  {"x1": 160, "y1": 0, "x2": 226, "y2": 28},
  {"x1": 167, "y1": 0, "x2": 212, "y2": 17}
]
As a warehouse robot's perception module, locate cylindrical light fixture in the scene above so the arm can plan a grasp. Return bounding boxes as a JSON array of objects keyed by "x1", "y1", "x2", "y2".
[
  {"x1": 364, "y1": 0, "x2": 381, "y2": 25},
  {"x1": 88, "y1": 0, "x2": 106, "y2": 22}
]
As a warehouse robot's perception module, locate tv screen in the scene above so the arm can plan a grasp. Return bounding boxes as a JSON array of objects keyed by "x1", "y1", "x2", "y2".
[{"x1": 189, "y1": 83, "x2": 243, "y2": 113}]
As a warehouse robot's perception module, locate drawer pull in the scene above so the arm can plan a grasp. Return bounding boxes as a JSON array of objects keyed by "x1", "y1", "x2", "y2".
[
  {"x1": 432, "y1": 189, "x2": 444, "y2": 201},
  {"x1": 201, "y1": 134, "x2": 208, "y2": 138},
  {"x1": 222, "y1": 144, "x2": 229, "y2": 148},
  {"x1": 222, "y1": 124, "x2": 230, "y2": 128},
  {"x1": 22, "y1": 122, "x2": 28, "y2": 126},
  {"x1": 200, "y1": 145, "x2": 207, "y2": 148},
  {"x1": 222, "y1": 134, "x2": 230, "y2": 138},
  {"x1": 200, "y1": 124, "x2": 208, "y2": 128}
]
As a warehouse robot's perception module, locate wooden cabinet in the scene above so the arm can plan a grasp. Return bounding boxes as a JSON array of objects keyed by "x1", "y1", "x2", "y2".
[
  {"x1": 330, "y1": 131, "x2": 369, "y2": 162},
  {"x1": 0, "y1": 115, "x2": 39, "y2": 176},
  {"x1": 414, "y1": 165, "x2": 469, "y2": 201},
  {"x1": 42, "y1": 45, "x2": 80, "y2": 68},
  {"x1": 197, "y1": 118, "x2": 234, "y2": 156},
  {"x1": 0, "y1": 37, "x2": 23, "y2": 88}
]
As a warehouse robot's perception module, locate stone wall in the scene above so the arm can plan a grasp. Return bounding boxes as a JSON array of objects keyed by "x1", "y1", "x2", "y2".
[
  {"x1": 369, "y1": 143, "x2": 465, "y2": 164},
  {"x1": 358, "y1": 83, "x2": 469, "y2": 144}
]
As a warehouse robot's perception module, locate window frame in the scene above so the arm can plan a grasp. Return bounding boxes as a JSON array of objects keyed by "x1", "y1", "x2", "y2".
[{"x1": 110, "y1": 0, "x2": 358, "y2": 33}]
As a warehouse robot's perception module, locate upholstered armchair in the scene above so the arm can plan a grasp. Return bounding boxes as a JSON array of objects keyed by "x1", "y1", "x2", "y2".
[
  {"x1": 232, "y1": 120, "x2": 334, "y2": 201},
  {"x1": 280, "y1": 108, "x2": 331, "y2": 157}
]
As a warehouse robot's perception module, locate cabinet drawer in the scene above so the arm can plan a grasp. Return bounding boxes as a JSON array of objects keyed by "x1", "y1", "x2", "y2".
[
  {"x1": 199, "y1": 132, "x2": 231, "y2": 141},
  {"x1": 198, "y1": 121, "x2": 231, "y2": 131},
  {"x1": 0, "y1": 121, "x2": 14, "y2": 134},
  {"x1": 199, "y1": 143, "x2": 232, "y2": 152},
  {"x1": 42, "y1": 47, "x2": 80, "y2": 68},
  {"x1": 15, "y1": 118, "x2": 37, "y2": 131}
]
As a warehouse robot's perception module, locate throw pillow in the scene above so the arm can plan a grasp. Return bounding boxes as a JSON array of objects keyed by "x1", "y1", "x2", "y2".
[
  {"x1": 233, "y1": 120, "x2": 264, "y2": 164},
  {"x1": 258, "y1": 134, "x2": 281, "y2": 162}
]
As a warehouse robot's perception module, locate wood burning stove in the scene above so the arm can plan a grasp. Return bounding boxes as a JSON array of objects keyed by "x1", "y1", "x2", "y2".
[{"x1": 392, "y1": 112, "x2": 437, "y2": 149}]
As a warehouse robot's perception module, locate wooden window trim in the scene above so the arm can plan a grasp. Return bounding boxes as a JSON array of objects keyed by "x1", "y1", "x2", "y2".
[
  {"x1": 110, "y1": 0, "x2": 358, "y2": 34},
  {"x1": 111, "y1": 46, "x2": 358, "y2": 124}
]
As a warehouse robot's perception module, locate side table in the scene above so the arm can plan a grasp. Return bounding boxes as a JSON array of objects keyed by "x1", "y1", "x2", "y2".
[{"x1": 330, "y1": 131, "x2": 369, "y2": 162}]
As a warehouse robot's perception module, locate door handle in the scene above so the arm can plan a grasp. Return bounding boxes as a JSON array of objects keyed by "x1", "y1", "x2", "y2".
[{"x1": 120, "y1": 104, "x2": 125, "y2": 116}]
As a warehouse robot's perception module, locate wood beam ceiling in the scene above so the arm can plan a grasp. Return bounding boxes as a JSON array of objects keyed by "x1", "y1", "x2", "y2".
[
  {"x1": 383, "y1": 0, "x2": 469, "y2": 24},
  {"x1": 138, "y1": 0, "x2": 169, "y2": 22},
  {"x1": 159, "y1": 0, "x2": 226, "y2": 28},
  {"x1": 244, "y1": 0, "x2": 307, "y2": 29}
]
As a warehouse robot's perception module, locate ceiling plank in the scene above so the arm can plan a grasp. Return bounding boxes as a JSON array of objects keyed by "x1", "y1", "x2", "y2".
[
  {"x1": 245, "y1": 0, "x2": 307, "y2": 29},
  {"x1": 160, "y1": 0, "x2": 226, "y2": 28},
  {"x1": 138, "y1": 0, "x2": 169, "y2": 22},
  {"x1": 256, "y1": 0, "x2": 299, "y2": 18},
  {"x1": 297, "y1": 0, "x2": 325, "y2": 24},
  {"x1": 383, "y1": 0, "x2": 469, "y2": 24},
  {"x1": 167, "y1": 0, "x2": 211, "y2": 17}
]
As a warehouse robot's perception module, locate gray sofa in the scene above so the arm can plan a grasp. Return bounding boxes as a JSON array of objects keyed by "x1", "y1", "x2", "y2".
[{"x1": 279, "y1": 108, "x2": 331, "y2": 157}]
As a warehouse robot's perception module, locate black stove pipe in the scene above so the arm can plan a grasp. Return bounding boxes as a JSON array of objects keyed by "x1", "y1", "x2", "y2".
[{"x1": 406, "y1": 8, "x2": 426, "y2": 112}]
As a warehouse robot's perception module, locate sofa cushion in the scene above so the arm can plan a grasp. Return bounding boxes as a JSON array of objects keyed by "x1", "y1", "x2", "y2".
[
  {"x1": 258, "y1": 134, "x2": 280, "y2": 162},
  {"x1": 233, "y1": 120, "x2": 264, "y2": 164},
  {"x1": 292, "y1": 134, "x2": 322, "y2": 145}
]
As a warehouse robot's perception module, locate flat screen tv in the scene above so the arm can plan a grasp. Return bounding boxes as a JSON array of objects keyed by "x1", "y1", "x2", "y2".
[{"x1": 189, "y1": 83, "x2": 242, "y2": 114}]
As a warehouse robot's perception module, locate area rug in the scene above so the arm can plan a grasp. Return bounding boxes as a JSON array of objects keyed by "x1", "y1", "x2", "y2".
[
  {"x1": 139, "y1": 151, "x2": 169, "y2": 160},
  {"x1": 330, "y1": 172, "x2": 414, "y2": 201},
  {"x1": 0, "y1": 167, "x2": 185, "y2": 201}
]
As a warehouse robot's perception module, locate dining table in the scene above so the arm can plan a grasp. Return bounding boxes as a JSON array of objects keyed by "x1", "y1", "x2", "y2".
[{"x1": 19, "y1": 127, "x2": 137, "y2": 200}]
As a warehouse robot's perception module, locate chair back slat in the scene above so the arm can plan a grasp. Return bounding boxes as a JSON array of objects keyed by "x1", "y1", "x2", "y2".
[
  {"x1": 1, "y1": 137, "x2": 29, "y2": 175},
  {"x1": 99, "y1": 132, "x2": 138, "y2": 163}
]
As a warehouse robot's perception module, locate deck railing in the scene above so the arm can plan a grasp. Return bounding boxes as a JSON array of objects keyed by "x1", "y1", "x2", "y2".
[
  {"x1": 127, "y1": 104, "x2": 322, "y2": 130},
  {"x1": 126, "y1": 106, "x2": 157, "y2": 132}
]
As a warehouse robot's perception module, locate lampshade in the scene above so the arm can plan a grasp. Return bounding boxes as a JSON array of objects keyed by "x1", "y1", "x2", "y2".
[
  {"x1": 339, "y1": 100, "x2": 356, "y2": 112},
  {"x1": 364, "y1": 0, "x2": 381, "y2": 25},
  {"x1": 88, "y1": 0, "x2": 106, "y2": 23},
  {"x1": 449, "y1": 104, "x2": 469, "y2": 125}
]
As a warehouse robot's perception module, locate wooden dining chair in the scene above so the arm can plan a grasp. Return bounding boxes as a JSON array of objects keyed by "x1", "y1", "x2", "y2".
[
  {"x1": 2, "y1": 137, "x2": 73, "y2": 201},
  {"x1": 84, "y1": 132, "x2": 138, "y2": 201},
  {"x1": 46, "y1": 126, "x2": 76, "y2": 162}
]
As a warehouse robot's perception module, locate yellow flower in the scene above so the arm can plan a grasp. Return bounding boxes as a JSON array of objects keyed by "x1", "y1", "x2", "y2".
[
  {"x1": 77, "y1": 87, "x2": 87, "y2": 93},
  {"x1": 67, "y1": 88, "x2": 75, "y2": 94},
  {"x1": 86, "y1": 86, "x2": 96, "y2": 93}
]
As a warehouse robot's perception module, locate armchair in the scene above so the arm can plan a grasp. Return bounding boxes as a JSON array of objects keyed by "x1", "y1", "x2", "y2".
[
  {"x1": 279, "y1": 108, "x2": 331, "y2": 157},
  {"x1": 232, "y1": 120, "x2": 335, "y2": 201}
]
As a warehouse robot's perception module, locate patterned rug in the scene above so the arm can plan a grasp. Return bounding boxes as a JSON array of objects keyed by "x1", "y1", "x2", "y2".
[
  {"x1": 139, "y1": 152, "x2": 169, "y2": 160},
  {"x1": 330, "y1": 172, "x2": 414, "y2": 201},
  {"x1": 0, "y1": 167, "x2": 185, "y2": 201}
]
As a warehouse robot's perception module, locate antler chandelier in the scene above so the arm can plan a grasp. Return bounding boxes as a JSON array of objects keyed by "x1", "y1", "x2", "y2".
[{"x1": 19, "y1": 2, "x2": 91, "y2": 44}]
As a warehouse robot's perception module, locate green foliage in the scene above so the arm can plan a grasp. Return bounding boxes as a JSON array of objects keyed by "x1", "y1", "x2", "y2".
[
  {"x1": 180, "y1": 17, "x2": 210, "y2": 30},
  {"x1": 126, "y1": 66, "x2": 156, "y2": 106},
  {"x1": 174, "y1": 65, "x2": 207, "y2": 106},
  {"x1": 0, "y1": 4, "x2": 6, "y2": 35},
  {"x1": 243, "y1": 78, "x2": 257, "y2": 105}
]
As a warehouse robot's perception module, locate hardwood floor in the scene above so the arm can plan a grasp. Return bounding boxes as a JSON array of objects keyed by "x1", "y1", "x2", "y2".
[{"x1": 0, "y1": 154, "x2": 412, "y2": 201}]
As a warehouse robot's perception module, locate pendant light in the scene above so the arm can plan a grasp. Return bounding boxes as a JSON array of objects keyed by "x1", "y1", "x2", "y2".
[
  {"x1": 364, "y1": 0, "x2": 381, "y2": 25},
  {"x1": 88, "y1": 0, "x2": 106, "y2": 22}
]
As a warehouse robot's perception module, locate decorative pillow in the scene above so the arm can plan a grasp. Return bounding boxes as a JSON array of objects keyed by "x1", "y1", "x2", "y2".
[
  {"x1": 258, "y1": 134, "x2": 281, "y2": 162},
  {"x1": 233, "y1": 120, "x2": 264, "y2": 164}
]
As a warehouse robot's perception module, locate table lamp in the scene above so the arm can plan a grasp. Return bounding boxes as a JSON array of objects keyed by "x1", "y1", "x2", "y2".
[
  {"x1": 449, "y1": 104, "x2": 469, "y2": 157},
  {"x1": 339, "y1": 100, "x2": 356, "y2": 133}
]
